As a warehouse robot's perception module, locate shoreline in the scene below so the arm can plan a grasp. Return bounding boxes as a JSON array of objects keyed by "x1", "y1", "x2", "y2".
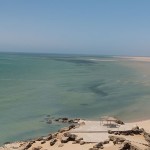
[
  {"x1": 114, "y1": 56, "x2": 150, "y2": 62},
  {"x1": 1, "y1": 118, "x2": 150, "y2": 150}
]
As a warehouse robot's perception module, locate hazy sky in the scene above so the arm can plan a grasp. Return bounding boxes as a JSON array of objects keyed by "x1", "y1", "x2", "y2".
[{"x1": 0, "y1": 0, "x2": 150, "y2": 55}]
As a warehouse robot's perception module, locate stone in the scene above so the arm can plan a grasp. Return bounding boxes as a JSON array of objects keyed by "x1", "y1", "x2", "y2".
[
  {"x1": 93, "y1": 142, "x2": 103, "y2": 148},
  {"x1": 24, "y1": 143, "x2": 32, "y2": 149},
  {"x1": 108, "y1": 130, "x2": 113, "y2": 134},
  {"x1": 68, "y1": 120, "x2": 74, "y2": 123},
  {"x1": 41, "y1": 141, "x2": 46, "y2": 144},
  {"x1": 46, "y1": 120, "x2": 52, "y2": 124},
  {"x1": 69, "y1": 124, "x2": 76, "y2": 129},
  {"x1": 80, "y1": 141, "x2": 85, "y2": 145},
  {"x1": 144, "y1": 132, "x2": 150, "y2": 143},
  {"x1": 61, "y1": 137, "x2": 69, "y2": 143},
  {"x1": 45, "y1": 134, "x2": 52, "y2": 141},
  {"x1": 68, "y1": 134, "x2": 77, "y2": 141},
  {"x1": 89, "y1": 148, "x2": 99, "y2": 150},
  {"x1": 52, "y1": 132, "x2": 59, "y2": 138},
  {"x1": 119, "y1": 141, "x2": 142, "y2": 150},
  {"x1": 109, "y1": 135, "x2": 115, "y2": 141},
  {"x1": 50, "y1": 139, "x2": 57, "y2": 146},
  {"x1": 4, "y1": 142, "x2": 10, "y2": 145},
  {"x1": 58, "y1": 127, "x2": 70, "y2": 133},
  {"x1": 115, "y1": 119, "x2": 124, "y2": 125},
  {"x1": 109, "y1": 135, "x2": 125, "y2": 143},
  {"x1": 36, "y1": 137, "x2": 43, "y2": 141},
  {"x1": 32, "y1": 147, "x2": 41, "y2": 150},
  {"x1": 103, "y1": 139, "x2": 109, "y2": 144},
  {"x1": 63, "y1": 132, "x2": 71, "y2": 137},
  {"x1": 76, "y1": 137, "x2": 84, "y2": 143}
]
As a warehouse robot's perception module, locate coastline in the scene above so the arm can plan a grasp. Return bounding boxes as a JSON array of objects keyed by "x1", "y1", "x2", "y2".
[
  {"x1": 115, "y1": 56, "x2": 150, "y2": 62},
  {"x1": 1, "y1": 118, "x2": 150, "y2": 150}
]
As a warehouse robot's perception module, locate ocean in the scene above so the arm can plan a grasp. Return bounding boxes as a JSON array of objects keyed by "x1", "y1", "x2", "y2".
[{"x1": 0, "y1": 53, "x2": 150, "y2": 145}]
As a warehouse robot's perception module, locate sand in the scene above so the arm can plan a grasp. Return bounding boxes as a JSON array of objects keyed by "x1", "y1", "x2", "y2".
[{"x1": 115, "y1": 56, "x2": 150, "y2": 62}]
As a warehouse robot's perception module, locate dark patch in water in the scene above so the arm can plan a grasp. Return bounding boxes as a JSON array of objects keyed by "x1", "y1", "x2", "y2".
[
  {"x1": 52, "y1": 58, "x2": 96, "y2": 65},
  {"x1": 88, "y1": 81, "x2": 108, "y2": 96},
  {"x1": 80, "y1": 103, "x2": 89, "y2": 106}
]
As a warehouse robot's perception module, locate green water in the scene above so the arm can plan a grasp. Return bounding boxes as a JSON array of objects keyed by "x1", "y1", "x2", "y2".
[{"x1": 0, "y1": 53, "x2": 150, "y2": 145}]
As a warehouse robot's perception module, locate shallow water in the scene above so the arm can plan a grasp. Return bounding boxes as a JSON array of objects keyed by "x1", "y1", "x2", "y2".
[{"x1": 0, "y1": 53, "x2": 150, "y2": 145}]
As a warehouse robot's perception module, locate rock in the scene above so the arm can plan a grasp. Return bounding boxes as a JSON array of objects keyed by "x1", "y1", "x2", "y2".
[
  {"x1": 109, "y1": 135, "x2": 115, "y2": 141},
  {"x1": 36, "y1": 137, "x2": 43, "y2": 141},
  {"x1": 41, "y1": 141, "x2": 46, "y2": 144},
  {"x1": 61, "y1": 137, "x2": 69, "y2": 143},
  {"x1": 24, "y1": 143, "x2": 32, "y2": 149},
  {"x1": 46, "y1": 120, "x2": 52, "y2": 124},
  {"x1": 45, "y1": 134, "x2": 52, "y2": 141},
  {"x1": 50, "y1": 139, "x2": 57, "y2": 146},
  {"x1": 72, "y1": 141, "x2": 77, "y2": 144},
  {"x1": 69, "y1": 124, "x2": 76, "y2": 129},
  {"x1": 75, "y1": 137, "x2": 84, "y2": 143},
  {"x1": 89, "y1": 148, "x2": 99, "y2": 150},
  {"x1": 115, "y1": 119, "x2": 124, "y2": 125},
  {"x1": 131, "y1": 126, "x2": 144, "y2": 134},
  {"x1": 4, "y1": 142, "x2": 11, "y2": 145},
  {"x1": 144, "y1": 132, "x2": 150, "y2": 143},
  {"x1": 103, "y1": 139, "x2": 109, "y2": 144},
  {"x1": 58, "y1": 143, "x2": 64, "y2": 147},
  {"x1": 68, "y1": 134, "x2": 77, "y2": 141},
  {"x1": 80, "y1": 141, "x2": 85, "y2": 145},
  {"x1": 58, "y1": 127, "x2": 70, "y2": 133},
  {"x1": 63, "y1": 132, "x2": 71, "y2": 137},
  {"x1": 113, "y1": 139, "x2": 117, "y2": 145},
  {"x1": 108, "y1": 130, "x2": 113, "y2": 134},
  {"x1": 93, "y1": 142, "x2": 103, "y2": 148},
  {"x1": 55, "y1": 118, "x2": 59, "y2": 122},
  {"x1": 119, "y1": 141, "x2": 142, "y2": 150},
  {"x1": 30, "y1": 141, "x2": 36, "y2": 144},
  {"x1": 68, "y1": 120, "x2": 74, "y2": 123},
  {"x1": 63, "y1": 133, "x2": 77, "y2": 140},
  {"x1": 109, "y1": 135, "x2": 125, "y2": 143},
  {"x1": 32, "y1": 147, "x2": 42, "y2": 150},
  {"x1": 52, "y1": 132, "x2": 59, "y2": 138},
  {"x1": 62, "y1": 117, "x2": 68, "y2": 121}
]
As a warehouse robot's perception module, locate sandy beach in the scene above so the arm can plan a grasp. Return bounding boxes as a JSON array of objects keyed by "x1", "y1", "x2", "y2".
[
  {"x1": 115, "y1": 56, "x2": 150, "y2": 62},
  {"x1": 1, "y1": 118, "x2": 150, "y2": 150}
]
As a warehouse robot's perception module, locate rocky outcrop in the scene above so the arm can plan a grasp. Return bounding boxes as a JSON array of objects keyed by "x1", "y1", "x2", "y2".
[
  {"x1": 93, "y1": 142, "x2": 103, "y2": 148},
  {"x1": 119, "y1": 141, "x2": 142, "y2": 150},
  {"x1": 58, "y1": 127, "x2": 70, "y2": 133},
  {"x1": 144, "y1": 131, "x2": 150, "y2": 143},
  {"x1": 55, "y1": 117, "x2": 80, "y2": 124},
  {"x1": 108, "y1": 126, "x2": 144, "y2": 136},
  {"x1": 109, "y1": 136, "x2": 126, "y2": 144},
  {"x1": 61, "y1": 133, "x2": 78, "y2": 143}
]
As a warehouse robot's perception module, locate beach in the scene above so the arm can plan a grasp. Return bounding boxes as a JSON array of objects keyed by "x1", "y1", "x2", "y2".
[{"x1": 1, "y1": 118, "x2": 150, "y2": 150}]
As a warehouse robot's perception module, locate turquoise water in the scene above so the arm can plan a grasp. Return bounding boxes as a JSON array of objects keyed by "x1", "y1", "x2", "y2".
[{"x1": 0, "y1": 53, "x2": 150, "y2": 145}]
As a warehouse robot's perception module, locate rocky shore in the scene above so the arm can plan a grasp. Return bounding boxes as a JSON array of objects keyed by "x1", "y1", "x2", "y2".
[{"x1": 1, "y1": 118, "x2": 150, "y2": 150}]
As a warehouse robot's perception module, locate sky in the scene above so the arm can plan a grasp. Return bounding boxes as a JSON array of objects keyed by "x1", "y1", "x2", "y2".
[{"x1": 0, "y1": 0, "x2": 150, "y2": 56}]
